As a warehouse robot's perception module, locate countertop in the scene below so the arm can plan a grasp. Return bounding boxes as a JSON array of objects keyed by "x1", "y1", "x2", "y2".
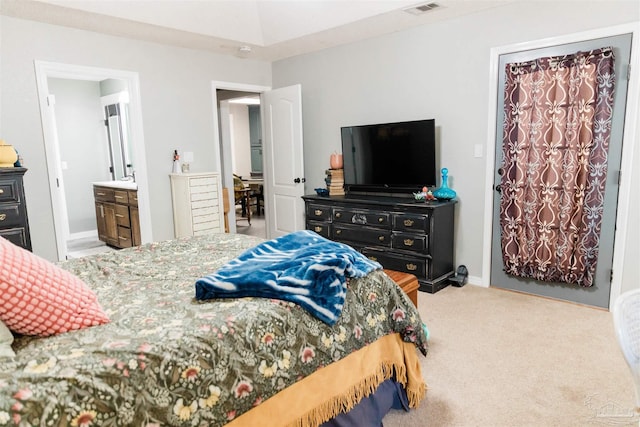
[{"x1": 92, "y1": 180, "x2": 137, "y2": 190}]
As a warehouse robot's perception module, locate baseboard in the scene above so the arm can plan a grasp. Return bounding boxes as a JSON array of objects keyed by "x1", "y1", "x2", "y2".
[{"x1": 68, "y1": 230, "x2": 98, "y2": 241}]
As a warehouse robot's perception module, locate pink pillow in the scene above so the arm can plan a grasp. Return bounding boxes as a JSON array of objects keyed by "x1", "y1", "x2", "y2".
[{"x1": 0, "y1": 237, "x2": 109, "y2": 336}]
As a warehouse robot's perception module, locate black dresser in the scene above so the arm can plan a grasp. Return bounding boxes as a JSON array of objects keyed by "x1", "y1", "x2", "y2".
[
  {"x1": 0, "y1": 168, "x2": 32, "y2": 251},
  {"x1": 302, "y1": 194, "x2": 456, "y2": 293}
]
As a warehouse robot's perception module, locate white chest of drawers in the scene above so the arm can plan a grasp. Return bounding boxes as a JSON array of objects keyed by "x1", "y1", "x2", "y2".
[{"x1": 170, "y1": 172, "x2": 224, "y2": 238}]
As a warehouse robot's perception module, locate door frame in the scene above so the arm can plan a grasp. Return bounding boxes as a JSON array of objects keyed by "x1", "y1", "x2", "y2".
[
  {"x1": 210, "y1": 81, "x2": 271, "y2": 233},
  {"x1": 481, "y1": 22, "x2": 640, "y2": 309},
  {"x1": 34, "y1": 60, "x2": 153, "y2": 260}
]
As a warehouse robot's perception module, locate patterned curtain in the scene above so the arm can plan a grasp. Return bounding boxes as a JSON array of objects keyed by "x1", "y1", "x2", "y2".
[{"x1": 499, "y1": 47, "x2": 616, "y2": 287}]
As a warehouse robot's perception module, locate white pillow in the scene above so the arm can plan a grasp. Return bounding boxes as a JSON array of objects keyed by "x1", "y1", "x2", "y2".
[{"x1": 0, "y1": 320, "x2": 15, "y2": 358}]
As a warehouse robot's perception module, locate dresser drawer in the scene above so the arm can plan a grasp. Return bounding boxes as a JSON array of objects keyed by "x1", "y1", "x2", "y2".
[
  {"x1": 361, "y1": 248, "x2": 429, "y2": 278},
  {"x1": 0, "y1": 179, "x2": 20, "y2": 203},
  {"x1": 189, "y1": 176, "x2": 218, "y2": 188},
  {"x1": 94, "y1": 186, "x2": 115, "y2": 202},
  {"x1": 392, "y1": 232, "x2": 428, "y2": 254},
  {"x1": 307, "y1": 220, "x2": 330, "y2": 238},
  {"x1": 393, "y1": 213, "x2": 429, "y2": 233},
  {"x1": 0, "y1": 227, "x2": 28, "y2": 248},
  {"x1": 128, "y1": 190, "x2": 138, "y2": 207},
  {"x1": 333, "y1": 224, "x2": 391, "y2": 247},
  {"x1": 114, "y1": 204, "x2": 130, "y2": 227},
  {"x1": 113, "y1": 190, "x2": 129, "y2": 204},
  {"x1": 333, "y1": 208, "x2": 390, "y2": 228},
  {"x1": 193, "y1": 220, "x2": 221, "y2": 233},
  {"x1": 0, "y1": 204, "x2": 22, "y2": 227},
  {"x1": 117, "y1": 226, "x2": 132, "y2": 248},
  {"x1": 306, "y1": 203, "x2": 331, "y2": 221}
]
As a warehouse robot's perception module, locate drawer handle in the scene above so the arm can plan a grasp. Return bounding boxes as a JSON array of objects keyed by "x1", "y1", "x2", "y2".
[
  {"x1": 115, "y1": 214, "x2": 125, "y2": 218},
  {"x1": 97, "y1": 192, "x2": 106, "y2": 196},
  {"x1": 403, "y1": 219, "x2": 414, "y2": 227},
  {"x1": 335, "y1": 212, "x2": 342, "y2": 218},
  {"x1": 314, "y1": 209, "x2": 323, "y2": 216},
  {"x1": 406, "y1": 263, "x2": 418, "y2": 271},
  {"x1": 378, "y1": 217, "x2": 384, "y2": 223},
  {"x1": 336, "y1": 229, "x2": 342, "y2": 235},
  {"x1": 404, "y1": 239, "x2": 414, "y2": 246},
  {"x1": 0, "y1": 213, "x2": 6, "y2": 221},
  {"x1": 119, "y1": 236, "x2": 129, "y2": 241},
  {"x1": 115, "y1": 195, "x2": 125, "y2": 199},
  {"x1": 314, "y1": 226, "x2": 323, "y2": 233},
  {"x1": 369, "y1": 256, "x2": 378, "y2": 262},
  {"x1": 378, "y1": 236, "x2": 385, "y2": 242}
]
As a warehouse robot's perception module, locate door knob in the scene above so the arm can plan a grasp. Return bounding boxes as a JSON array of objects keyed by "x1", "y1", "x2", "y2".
[
  {"x1": 494, "y1": 184, "x2": 502, "y2": 193},
  {"x1": 294, "y1": 178, "x2": 300, "y2": 183}
]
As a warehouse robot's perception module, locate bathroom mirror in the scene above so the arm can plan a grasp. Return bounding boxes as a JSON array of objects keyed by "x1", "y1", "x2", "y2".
[{"x1": 102, "y1": 91, "x2": 133, "y2": 180}]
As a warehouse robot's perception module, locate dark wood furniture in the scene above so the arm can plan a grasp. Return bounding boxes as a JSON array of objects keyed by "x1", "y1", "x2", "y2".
[
  {"x1": 0, "y1": 167, "x2": 31, "y2": 250},
  {"x1": 94, "y1": 185, "x2": 140, "y2": 249},
  {"x1": 302, "y1": 194, "x2": 456, "y2": 293},
  {"x1": 234, "y1": 187, "x2": 251, "y2": 225}
]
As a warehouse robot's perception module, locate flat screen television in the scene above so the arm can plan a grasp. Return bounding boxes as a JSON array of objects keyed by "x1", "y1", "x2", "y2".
[{"x1": 341, "y1": 119, "x2": 436, "y2": 194}]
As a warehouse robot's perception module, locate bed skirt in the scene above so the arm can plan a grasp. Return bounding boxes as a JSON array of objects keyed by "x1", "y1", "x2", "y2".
[{"x1": 227, "y1": 333, "x2": 426, "y2": 427}]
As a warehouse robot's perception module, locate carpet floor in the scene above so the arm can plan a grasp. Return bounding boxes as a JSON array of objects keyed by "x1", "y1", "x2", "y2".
[{"x1": 383, "y1": 284, "x2": 638, "y2": 427}]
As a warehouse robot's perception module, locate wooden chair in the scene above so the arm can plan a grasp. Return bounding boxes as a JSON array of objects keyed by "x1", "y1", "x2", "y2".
[{"x1": 222, "y1": 188, "x2": 230, "y2": 233}]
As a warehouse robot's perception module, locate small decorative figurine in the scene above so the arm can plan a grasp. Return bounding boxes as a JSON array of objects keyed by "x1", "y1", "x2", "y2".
[{"x1": 413, "y1": 186, "x2": 436, "y2": 201}]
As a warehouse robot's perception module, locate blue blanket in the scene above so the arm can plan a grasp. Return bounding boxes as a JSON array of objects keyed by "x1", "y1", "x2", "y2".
[{"x1": 195, "y1": 230, "x2": 381, "y2": 325}]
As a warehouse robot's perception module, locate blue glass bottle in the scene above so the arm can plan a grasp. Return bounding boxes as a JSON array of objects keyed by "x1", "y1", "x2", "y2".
[{"x1": 433, "y1": 168, "x2": 456, "y2": 200}]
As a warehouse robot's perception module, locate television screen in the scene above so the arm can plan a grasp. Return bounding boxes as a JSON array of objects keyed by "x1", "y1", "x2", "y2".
[{"x1": 341, "y1": 119, "x2": 436, "y2": 193}]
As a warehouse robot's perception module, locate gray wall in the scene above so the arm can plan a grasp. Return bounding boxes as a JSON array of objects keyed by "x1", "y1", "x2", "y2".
[
  {"x1": 271, "y1": 1, "x2": 640, "y2": 294},
  {"x1": 48, "y1": 78, "x2": 111, "y2": 235},
  {"x1": 0, "y1": 15, "x2": 271, "y2": 260}
]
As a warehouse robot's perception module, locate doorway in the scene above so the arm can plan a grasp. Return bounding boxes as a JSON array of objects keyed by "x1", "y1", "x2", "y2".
[
  {"x1": 217, "y1": 89, "x2": 266, "y2": 238},
  {"x1": 212, "y1": 82, "x2": 306, "y2": 240},
  {"x1": 34, "y1": 61, "x2": 152, "y2": 261},
  {"x1": 483, "y1": 27, "x2": 637, "y2": 309}
]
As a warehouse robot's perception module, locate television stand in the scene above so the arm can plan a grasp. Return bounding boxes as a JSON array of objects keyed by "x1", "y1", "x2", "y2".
[{"x1": 302, "y1": 193, "x2": 456, "y2": 293}]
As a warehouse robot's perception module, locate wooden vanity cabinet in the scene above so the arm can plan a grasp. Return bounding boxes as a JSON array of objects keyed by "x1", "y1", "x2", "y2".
[{"x1": 94, "y1": 185, "x2": 140, "y2": 249}]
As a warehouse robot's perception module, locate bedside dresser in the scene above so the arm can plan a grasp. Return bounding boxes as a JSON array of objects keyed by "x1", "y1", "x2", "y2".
[
  {"x1": 384, "y1": 269, "x2": 419, "y2": 307},
  {"x1": 170, "y1": 172, "x2": 225, "y2": 238},
  {"x1": 0, "y1": 167, "x2": 31, "y2": 251},
  {"x1": 303, "y1": 194, "x2": 456, "y2": 293}
]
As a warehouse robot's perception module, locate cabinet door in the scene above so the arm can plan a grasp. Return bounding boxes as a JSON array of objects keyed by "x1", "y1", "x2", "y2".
[
  {"x1": 95, "y1": 202, "x2": 107, "y2": 243},
  {"x1": 103, "y1": 203, "x2": 118, "y2": 246},
  {"x1": 250, "y1": 146, "x2": 263, "y2": 174},
  {"x1": 130, "y1": 206, "x2": 141, "y2": 246}
]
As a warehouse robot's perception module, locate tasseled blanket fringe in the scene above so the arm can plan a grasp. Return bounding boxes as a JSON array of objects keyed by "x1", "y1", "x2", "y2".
[{"x1": 288, "y1": 361, "x2": 427, "y2": 427}]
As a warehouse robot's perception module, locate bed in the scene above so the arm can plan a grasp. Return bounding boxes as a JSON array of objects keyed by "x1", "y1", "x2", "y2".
[{"x1": 0, "y1": 232, "x2": 428, "y2": 426}]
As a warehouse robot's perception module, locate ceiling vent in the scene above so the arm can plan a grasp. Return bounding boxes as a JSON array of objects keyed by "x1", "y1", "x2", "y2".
[{"x1": 403, "y1": 2, "x2": 441, "y2": 15}]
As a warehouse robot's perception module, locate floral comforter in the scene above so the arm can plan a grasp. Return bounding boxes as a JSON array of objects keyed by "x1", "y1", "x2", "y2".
[{"x1": 0, "y1": 233, "x2": 427, "y2": 427}]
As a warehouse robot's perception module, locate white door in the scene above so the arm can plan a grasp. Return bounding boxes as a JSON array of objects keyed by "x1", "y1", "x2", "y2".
[{"x1": 261, "y1": 84, "x2": 305, "y2": 238}]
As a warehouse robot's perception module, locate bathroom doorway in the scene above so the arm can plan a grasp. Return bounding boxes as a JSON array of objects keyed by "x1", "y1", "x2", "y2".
[{"x1": 34, "y1": 61, "x2": 152, "y2": 261}]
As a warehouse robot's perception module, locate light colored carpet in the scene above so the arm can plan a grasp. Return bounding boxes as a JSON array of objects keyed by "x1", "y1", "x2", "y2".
[{"x1": 384, "y1": 284, "x2": 639, "y2": 427}]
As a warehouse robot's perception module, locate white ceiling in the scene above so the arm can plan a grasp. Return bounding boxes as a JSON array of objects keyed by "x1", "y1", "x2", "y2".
[{"x1": 1, "y1": 0, "x2": 513, "y2": 61}]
